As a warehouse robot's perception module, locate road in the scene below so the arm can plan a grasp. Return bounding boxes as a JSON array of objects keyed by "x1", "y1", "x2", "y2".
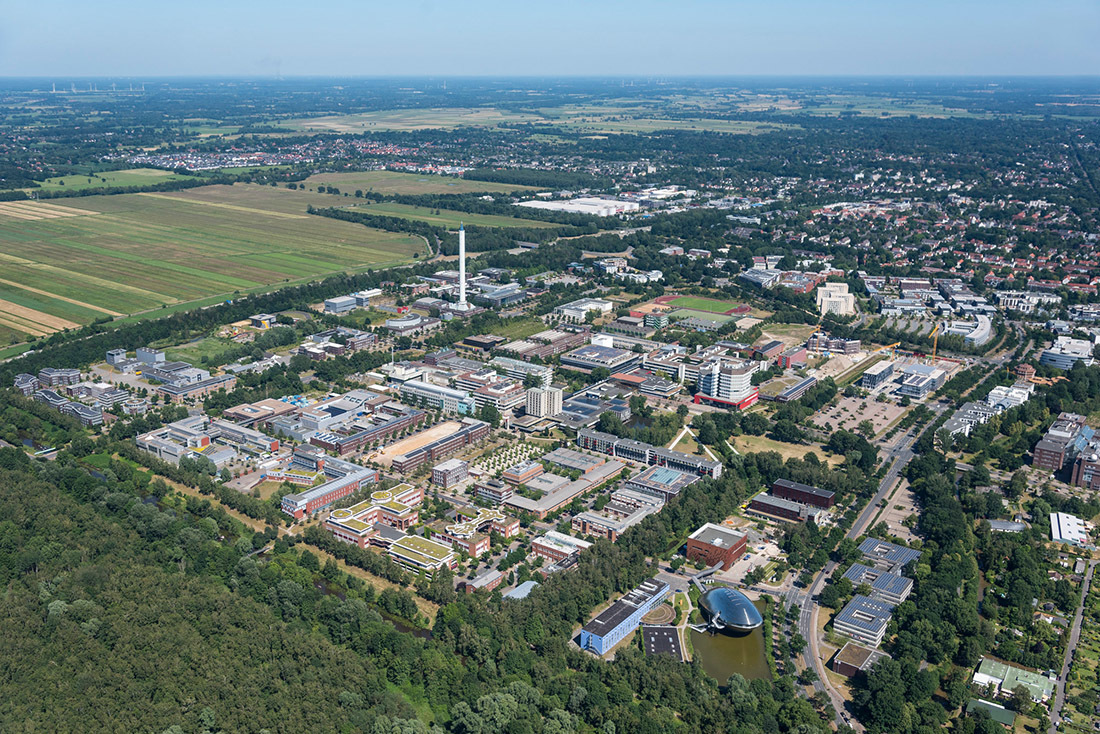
[
  {"x1": 794, "y1": 400, "x2": 948, "y2": 729},
  {"x1": 1049, "y1": 559, "x2": 1098, "y2": 734}
]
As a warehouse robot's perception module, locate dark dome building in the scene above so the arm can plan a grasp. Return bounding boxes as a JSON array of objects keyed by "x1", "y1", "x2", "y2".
[{"x1": 699, "y1": 587, "x2": 763, "y2": 633}]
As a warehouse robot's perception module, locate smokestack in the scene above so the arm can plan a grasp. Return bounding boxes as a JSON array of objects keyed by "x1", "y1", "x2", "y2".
[{"x1": 458, "y1": 224, "x2": 467, "y2": 308}]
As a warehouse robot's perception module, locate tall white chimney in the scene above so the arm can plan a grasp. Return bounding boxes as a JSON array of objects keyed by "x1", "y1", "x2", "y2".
[{"x1": 458, "y1": 223, "x2": 467, "y2": 308}]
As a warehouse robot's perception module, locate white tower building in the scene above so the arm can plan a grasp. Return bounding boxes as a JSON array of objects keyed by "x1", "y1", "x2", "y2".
[{"x1": 457, "y1": 224, "x2": 468, "y2": 310}]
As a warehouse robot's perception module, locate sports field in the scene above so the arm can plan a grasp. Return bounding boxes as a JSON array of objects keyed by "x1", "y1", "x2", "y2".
[
  {"x1": 28, "y1": 168, "x2": 200, "y2": 193},
  {"x1": 0, "y1": 184, "x2": 424, "y2": 340},
  {"x1": 305, "y1": 170, "x2": 540, "y2": 195},
  {"x1": 345, "y1": 202, "x2": 556, "y2": 229}
]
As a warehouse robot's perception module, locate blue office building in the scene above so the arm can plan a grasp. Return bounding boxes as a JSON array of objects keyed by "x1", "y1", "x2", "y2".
[{"x1": 579, "y1": 578, "x2": 670, "y2": 656}]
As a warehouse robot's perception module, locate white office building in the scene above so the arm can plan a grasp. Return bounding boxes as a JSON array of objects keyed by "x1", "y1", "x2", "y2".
[
  {"x1": 816, "y1": 282, "x2": 856, "y2": 316},
  {"x1": 526, "y1": 386, "x2": 564, "y2": 418}
]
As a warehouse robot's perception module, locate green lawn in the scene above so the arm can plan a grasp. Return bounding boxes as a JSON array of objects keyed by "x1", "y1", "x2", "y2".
[
  {"x1": 343, "y1": 202, "x2": 556, "y2": 229},
  {"x1": 162, "y1": 337, "x2": 242, "y2": 366},
  {"x1": 304, "y1": 170, "x2": 541, "y2": 196},
  {"x1": 29, "y1": 168, "x2": 200, "y2": 192}
]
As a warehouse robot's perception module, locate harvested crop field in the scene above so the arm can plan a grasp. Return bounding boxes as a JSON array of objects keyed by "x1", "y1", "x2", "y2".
[{"x1": 0, "y1": 184, "x2": 424, "y2": 339}]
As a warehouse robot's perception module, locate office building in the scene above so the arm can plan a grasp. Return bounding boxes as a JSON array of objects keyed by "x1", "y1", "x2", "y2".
[
  {"x1": 686, "y1": 523, "x2": 748, "y2": 570},
  {"x1": 833, "y1": 595, "x2": 895, "y2": 647},
  {"x1": 1039, "y1": 336, "x2": 1095, "y2": 370},
  {"x1": 324, "y1": 295, "x2": 357, "y2": 314},
  {"x1": 579, "y1": 579, "x2": 670, "y2": 656},
  {"x1": 475, "y1": 478, "x2": 514, "y2": 505},
  {"x1": 816, "y1": 282, "x2": 856, "y2": 316},
  {"x1": 624, "y1": 465, "x2": 700, "y2": 502},
  {"x1": 281, "y1": 468, "x2": 380, "y2": 519},
  {"x1": 560, "y1": 344, "x2": 640, "y2": 372},
  {"x1": 553, "y1": 297, "x2": 613, "y2": 323},
  {"x1": 400, "y1": 380, "x2": 476, "y2": 414},
  {"x1": 1034, "y1": 412, "x2": 1093, "y2": 472},
  {"x1": 323, "y1": 482, "x2": 422, "y2": 543},
  {"x1": 842, "y1": 563, "x2": 913, "y2": 605},
  {"x1": 748, "y1": 493, "x2": 820, "y2": 522},
  {"x1": 431, "y1": 458, "x2": 468, "y2": 488},
  {"x1": 502, "y1": 460, "x2": 544, "y2": 486},
  {"x1": 695, "y1": 361, "x2": 758, "y2": 410},
  {"x1": 532, "y1": 530, "x2": 593, "y2": 563},
  {"x1": 859, "y1": 538, "x2": 922, "y2": 573},
  {"x1": 490, "y1": 357, "x2": 552, "y2": 388},
  {"x1": 37, "y1": 367, "x2": 81, "y2": 387},
  {"x1": 860, "y1": 360, "x2": 894, "y2": 389},
  {"x1": 772, "y1": 479, "x2": 835, "y2": 509},
  {"x1": 391, "y1": 418, "x2": 490, "y2": 473},
  {"x1": 388, "y1": 535, "x2": 456, "y2": 578},
  {"x1": 831, "y1": 641, "x2": 889, "y2": 678},
  {"x1": 526, "y1": 386, "x2": 563, "y2": 418},
  {"x1": 577, "y1": 428, "x2": 723, "y2": 479}
]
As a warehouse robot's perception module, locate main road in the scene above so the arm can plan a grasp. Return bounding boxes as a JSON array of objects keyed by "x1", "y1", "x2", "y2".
[{"x1": 794, "y1": 400, "x2": 948, "y2": 729}]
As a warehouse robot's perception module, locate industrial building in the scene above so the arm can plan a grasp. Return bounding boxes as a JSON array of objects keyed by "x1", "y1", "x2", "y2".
[
  {"x1": 579, "y1": 578, "x2": 670, "y2": 656},
  {"x1": 1050, "y1": 512, "x2": 1090, "y2": 546}
]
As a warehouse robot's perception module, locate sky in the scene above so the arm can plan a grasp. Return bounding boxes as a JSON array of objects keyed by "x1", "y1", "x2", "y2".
[{"x1": 1, "y1": 0, "x2": 1097, "y2": 78}]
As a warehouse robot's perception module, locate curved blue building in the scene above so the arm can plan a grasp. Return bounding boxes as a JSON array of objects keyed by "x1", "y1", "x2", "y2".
[{"x1": 699, "y1": 587, "x2": 763, "y2": 633}]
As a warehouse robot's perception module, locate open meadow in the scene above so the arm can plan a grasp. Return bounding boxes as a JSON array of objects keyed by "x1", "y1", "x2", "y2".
[
  {"x1": 285, "y1": 107, "x2": 543, "y2": 132},
  {"x1": 304, "y1": 170, "x2": 540, "y2": 195},
  {"x1": 0, "y1": 184, "x2": 424, "y2": 340},
  {"x1": 28, "y1": 168, "x2": 201, "y2": 193}
]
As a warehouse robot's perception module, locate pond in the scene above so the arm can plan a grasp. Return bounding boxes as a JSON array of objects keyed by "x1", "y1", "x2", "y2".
[{"x1": 689, "y1": 599, "x2": 770, "y2": 684}]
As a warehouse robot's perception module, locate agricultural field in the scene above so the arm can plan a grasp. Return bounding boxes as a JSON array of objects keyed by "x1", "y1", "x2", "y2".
[
  {"x1": 304, "y1": 170, "x2": 541, "y2": 195},
  {"x1": 27, "y1": 168, "x2": 201, "y2": 193},
  {"x1": 343, "y1": 201, "x2": 556, "y2": 229},
  {"x1": 285, "y1": 107, "x2": 543, "y2": 133},
  {"x1": 552, "y1": 117, "x2": 793, "y2": 135},
  {"x1": 0, "y1": 184, "x2": 425, "y2": 340}
]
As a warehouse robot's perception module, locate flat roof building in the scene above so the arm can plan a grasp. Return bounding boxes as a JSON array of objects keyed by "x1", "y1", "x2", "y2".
[
  {"x1": 859, "y1": 538, "x2": 922, "y2": 573},
  {"x1": 772, "y1": 478, "x2": 835, "y2": 509},
  {"x1": 625, "y1": 465, "x2": 700, "y2": 502},
  {"x1": 842, "y1": 563, "x2": 913, "y2": 606},
  {"x1": 831, "y1": 641, "x2": 889, "y2": 678},
  {"x1": 1050, "y1": 512, "x2": 1090, "y2": 546},
  {"x1": 686, "y1": 523, "x2": 748, "y2": 571},
  {"x1": 834, "y1": 595, "x2": 895, "y2": 647},
  {"x1": 579, "y1": 579, "x2": 670, "y2": 656},
  {"x1": 431, "y1": 458, "x2": 469, "y2": 488}
]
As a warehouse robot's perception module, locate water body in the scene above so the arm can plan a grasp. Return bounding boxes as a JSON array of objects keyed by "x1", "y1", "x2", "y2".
[{"x1": 689, "y1": 600, "x2": 770, "y2": 684}]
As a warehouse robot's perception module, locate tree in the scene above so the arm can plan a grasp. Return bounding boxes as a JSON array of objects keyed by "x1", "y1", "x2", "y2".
[{"x1": 477, "y1": 403, "x2": 501, "y2": 428}]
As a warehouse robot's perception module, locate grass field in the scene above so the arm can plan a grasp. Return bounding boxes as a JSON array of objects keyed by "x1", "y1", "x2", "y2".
[
  {"x1": 732, "y1": 434, "x2": 841, "y2": 466},
  {"x1": 0, "y1": 184, "x2": 424, "y2": 339},
  {"x1": 26, "y1": 168, "x2": 201, "y2": 193},
  {"x1": 554, "y1": 117, "x2": 794, "y2": 135},
  {"x1": 304, "y1": 170, "x2": 540, "y2": 195},
  {"x1": 344, "y1": 201, "x2": 556, "y2": 229},
  {"x1": 671, "y1": 309, "x2": 733, "y2": 324},
  {"x1": 664, "y1": 295, "x2": 746, "y2": 314}
]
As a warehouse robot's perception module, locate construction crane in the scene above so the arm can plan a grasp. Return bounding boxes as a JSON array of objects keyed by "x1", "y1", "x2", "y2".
[
  {"x1": 871, "y1": 342, "x2": 900, "y2": 356},
  {"x1": 930, "y1": 324, "x2": 941, "y2": 362}
]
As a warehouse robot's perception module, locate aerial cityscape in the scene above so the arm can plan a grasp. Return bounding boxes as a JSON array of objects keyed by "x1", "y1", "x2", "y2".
[{"x1": 1, "y1": 3, "x2": 1100, "y2": 734}]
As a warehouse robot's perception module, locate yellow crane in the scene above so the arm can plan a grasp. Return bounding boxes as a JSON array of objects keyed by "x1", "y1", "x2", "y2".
[
  {"x1": 930, "y1": 324, "x2": 941, "y2": 362},
  {"x1": 871, "y1": 342, "x2": 900, "y2": 355}
]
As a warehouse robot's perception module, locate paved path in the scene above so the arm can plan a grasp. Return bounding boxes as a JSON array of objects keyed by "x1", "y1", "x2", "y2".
[{"x1": 1050, "y1": 559, "x2": 1098, "y2": 733}]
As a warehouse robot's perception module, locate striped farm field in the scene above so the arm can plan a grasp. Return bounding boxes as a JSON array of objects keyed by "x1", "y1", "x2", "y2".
[{"x1": 0, "y1": 184, "x2": 425, "y2": 339}]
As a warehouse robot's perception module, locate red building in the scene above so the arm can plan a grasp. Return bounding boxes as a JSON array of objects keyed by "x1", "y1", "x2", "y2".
[
  {"x1": 771, "y1": 478, "x2": 835, "y2": 509},
  {"x1": 685, "y1": 523, "x2": 748, "y2": 570}
]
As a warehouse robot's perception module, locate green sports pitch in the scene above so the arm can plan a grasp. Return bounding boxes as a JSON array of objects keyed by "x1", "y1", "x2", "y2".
[{"x1": 663, "y1": 296, "x2": 746, "y2": 314}]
